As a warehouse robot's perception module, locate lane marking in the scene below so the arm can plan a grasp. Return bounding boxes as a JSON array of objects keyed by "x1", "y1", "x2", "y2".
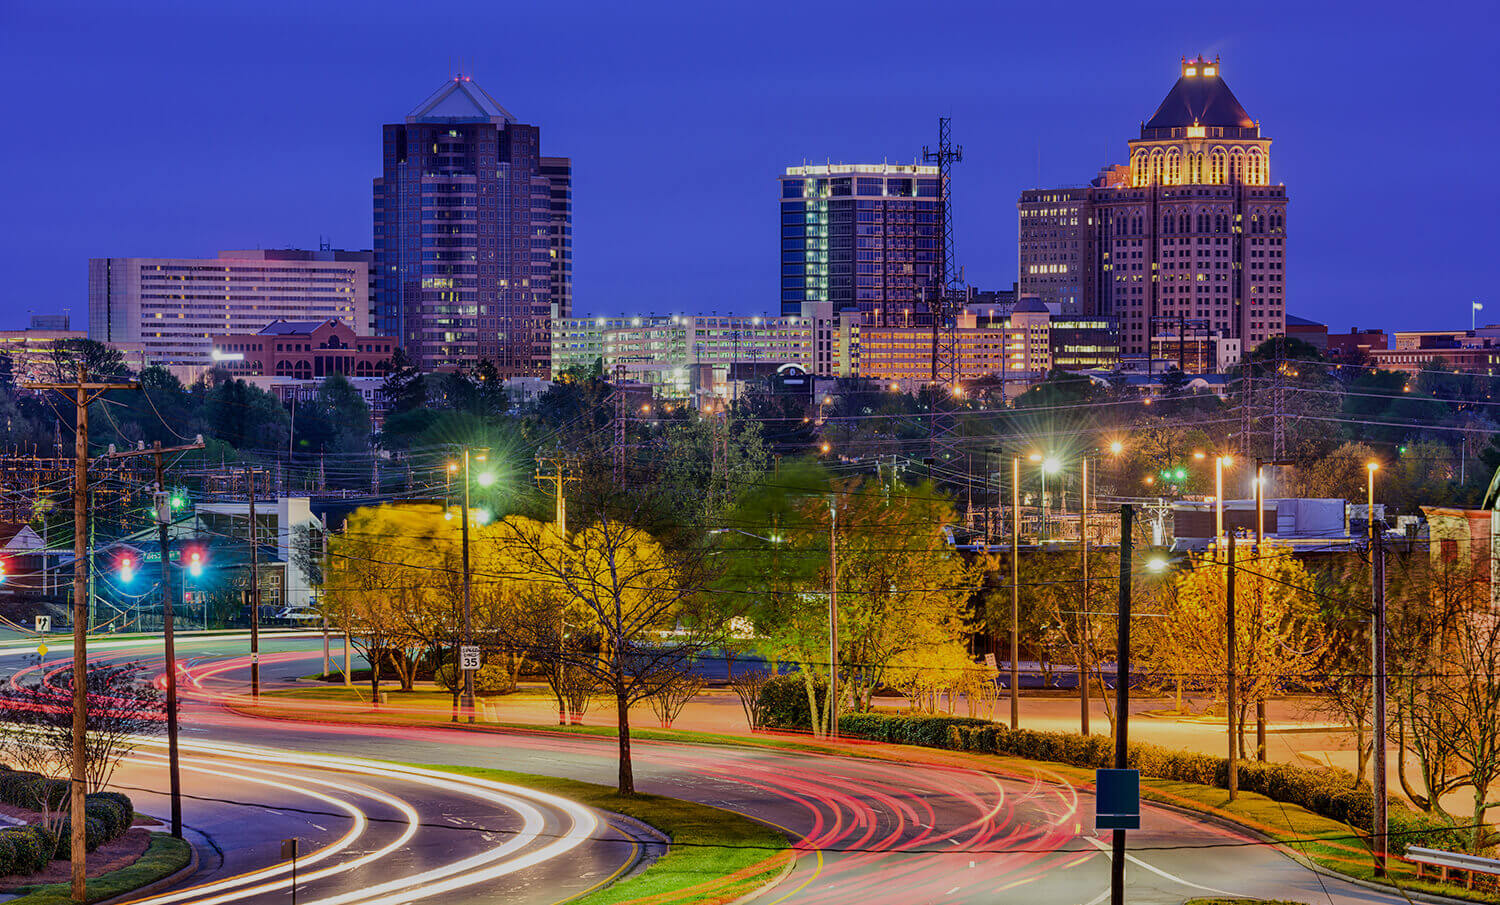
[{"x1": 1083, "y1": 836, "x2": 1236, "y2": 896}]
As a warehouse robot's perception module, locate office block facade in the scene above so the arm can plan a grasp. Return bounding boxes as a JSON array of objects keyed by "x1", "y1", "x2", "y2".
[
  {"x1": 373, "y1": 76, "x2": 570, "y2": 376},
  {"x1": 779, "y1": 163, "x2": 940, "y2": 319},
  {"x1": 88, "y1": 249, "x2": 369, "y2": 377}
]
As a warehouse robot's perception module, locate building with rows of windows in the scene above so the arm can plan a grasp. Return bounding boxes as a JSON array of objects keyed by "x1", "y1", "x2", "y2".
[
  {"x1": 1019, "y1": 56, "x2": 1287, "y2": 360},
  {"x1": 779, "y1": 163, "x2": 940, "y2": 320},
  {"x1": 373, "y1": 76, "x2": 570, "y2": 377},
  {"x1": 87, "y1": 249, "x2": 369, "y2": 379}
]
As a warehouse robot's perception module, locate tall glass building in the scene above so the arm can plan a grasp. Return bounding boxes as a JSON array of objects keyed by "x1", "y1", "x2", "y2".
[
  {"x1": 373, "y1": 76, "x2": 570, "y2": 376},
  {"x1": 778, "y1": 164, "x2": 940, "y2": 320}
]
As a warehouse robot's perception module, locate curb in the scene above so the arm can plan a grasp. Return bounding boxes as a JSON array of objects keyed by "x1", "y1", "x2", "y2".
[
  {"x1": 97, "y1": 832, "x2": 199, "y2": 905},
  {"x1": 724, "y1": 848, "x2": 798, "y2": 905}
]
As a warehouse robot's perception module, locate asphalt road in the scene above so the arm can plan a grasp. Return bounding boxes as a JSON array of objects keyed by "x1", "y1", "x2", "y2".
[{"x1": 0, "y1": 632, "x2": 1425, "y2": 904}]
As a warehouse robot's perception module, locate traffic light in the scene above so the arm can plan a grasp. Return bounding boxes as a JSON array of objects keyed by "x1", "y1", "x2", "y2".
[
  {"x1": 170, "y1": 491, "x2": 187, "y2": 509},
  {"x1": 186, "y1": 549, "x2": 205, "y2": 577},
  {"x1": 0, "y1": 558, "x2": 7, "y2": 584},
  {"x1": 118, "y1": 554, "x2": 136, "y2": 583}
]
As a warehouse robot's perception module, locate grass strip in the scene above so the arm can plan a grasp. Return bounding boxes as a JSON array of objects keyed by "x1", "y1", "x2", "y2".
[
  {"x1": 407, "y1": 762, "x2": 791, "y2": 905},
  {"x1": 7, "y1": 834, "x2": 192, "y2": 905}
]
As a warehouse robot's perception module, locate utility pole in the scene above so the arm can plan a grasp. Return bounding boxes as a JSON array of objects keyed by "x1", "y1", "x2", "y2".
[
  {"x1": 24, "y1": 366, "x2": 136, "y2": 901},
  {"x1": 246, "y1": 467, "x2": 261, "y2": 699},
  {"x1": 105, "y1": 438, "x2": 204, "y2": 840},
  {"x1": 1110, "y1": 503, "x2": 1133, "y2": 905},
  {"x1": 1010, "y1": 456, "x2": 1020, "y2": 730},
  {"x1": 459, "y1": 448, "x2": 475, "y2": 722},
  {"x1": 611, "y1": 362, "x2": 628, "y2": 486},
  {"x1": 536, "y1": 457, "x2": 575, "y2": 724},
  {"x1": 1371, "y1": 531, "x2": 1389, "y2": 875},
  {"x1": 1080, "y1": 456, "x2": 1090, "y2": 735},
  {"x1": 1227, "y1": 530, "x2": 1238, "y2": 799},
  {"x1": 828, "y1": 497, "x2": 839, "y2": 740}
]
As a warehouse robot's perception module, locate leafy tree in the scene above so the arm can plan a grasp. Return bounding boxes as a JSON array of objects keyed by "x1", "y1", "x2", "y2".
[
  {"x1": 1278, "y1": 441, "x2": 1380, "y2": 502},
  {"x1": 203, "y1": 377, "x2": 289, "y2": 452},
  {"x1": 379, "y1": 348, "x2": 427, "y2": 415},
  {"x1": 294, "y1": 374, "x2": 372, "y2": 462},
  {"x1": 1150, "y1": 545, "x2": 1326, "y2": 758},
  {"x1": 1011, "y1": 367, "x2": 1100, "y2": 409}
]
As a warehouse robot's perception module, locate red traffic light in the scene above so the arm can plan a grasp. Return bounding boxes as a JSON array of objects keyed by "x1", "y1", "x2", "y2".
[
  {"x1": 186, "y1": 548, "x2": 205, "y2": 577},
  {"x1": 118, "y1": 554, "x2": 136, "y2": 583}
]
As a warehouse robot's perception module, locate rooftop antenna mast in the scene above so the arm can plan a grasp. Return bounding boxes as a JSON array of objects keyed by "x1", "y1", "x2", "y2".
[{"x1": 923, "y1": 117, "x2": 964, "y2": 469}]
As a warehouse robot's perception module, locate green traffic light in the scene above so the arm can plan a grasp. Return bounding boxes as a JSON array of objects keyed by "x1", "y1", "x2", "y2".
[
  {"x1": 171, "y1": 493, "x2": 186, "y2": 509},
  {"x1": 1174, "y1": 468, "x2": 1186, "y2": 480}
]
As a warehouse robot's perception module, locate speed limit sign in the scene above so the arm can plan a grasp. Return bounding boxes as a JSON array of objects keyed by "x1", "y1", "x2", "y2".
[{"x1": 459, "y1": 645, "x2": 481, "y2": 671}]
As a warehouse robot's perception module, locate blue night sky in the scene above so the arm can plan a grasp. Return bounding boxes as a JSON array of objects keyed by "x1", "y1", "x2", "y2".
[{"x1": 1, "y1": 0, "x2": 1494, "y2": 332}]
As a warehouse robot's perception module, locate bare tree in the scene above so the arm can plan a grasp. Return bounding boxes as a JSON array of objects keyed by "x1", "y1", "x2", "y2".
[
  {"x1": 647, "y1": 669, "x2": 704, "y2": 729},
  {"x1": 729, "y1": 670, "x2": 771, "y2": 732},
  {"x1": 496, "y1": 507, "x2": 727, "y2": 795},
  {"x1": 0, "y1": 660, "x2": 163, "y2": 856}
]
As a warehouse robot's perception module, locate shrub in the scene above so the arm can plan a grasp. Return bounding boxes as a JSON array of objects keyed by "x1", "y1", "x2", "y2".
[
  {"x1": 758, "y1": 674, "x2": 827, "y2": 730},
  {"x1": 0, "y1": 832, "x2": 14, "y2": 877},
  {"x1": 56, "y1": 815, "x2": 109, "y2": 856},
  {"x1": 0, "y1": 825, "x2": 51, "y2": 874}
]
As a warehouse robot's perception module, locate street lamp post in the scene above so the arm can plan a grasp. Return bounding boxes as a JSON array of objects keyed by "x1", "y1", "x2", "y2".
[
  {"x1": 1214, "y1": 455, "x2": 1234, "y2": 543},
  {"x1": 1366, "y1": 461, "x2": 1378, "y2": 541},
  {"x1": 1010, "y1": 456, "x2": 1020, "y2": 730}
]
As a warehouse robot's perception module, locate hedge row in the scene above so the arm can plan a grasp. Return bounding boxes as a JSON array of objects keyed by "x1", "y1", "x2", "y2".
[
  {"x1": 0, "y1": 766, "x2": 135, "y2": 876},
  {"x1": 833, "y1": 713, "x2": 1468, "y2": 855}
]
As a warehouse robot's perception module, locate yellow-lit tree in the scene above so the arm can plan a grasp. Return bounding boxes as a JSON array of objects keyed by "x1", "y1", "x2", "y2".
[
  {"x1": 496, "y1": 511, "x2": 726, "y2": 796},
  {"x1": 1149, "y1": 544, "x2": 1326, "y2": 758}
]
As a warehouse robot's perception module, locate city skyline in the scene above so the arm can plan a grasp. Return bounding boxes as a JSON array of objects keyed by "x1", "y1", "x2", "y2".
[{"x1": 2, "y1": 1, "x2": 1493, "y2": 335}]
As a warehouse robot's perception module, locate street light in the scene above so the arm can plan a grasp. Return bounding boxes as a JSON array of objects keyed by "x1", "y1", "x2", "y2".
[{"x1": 1214, "y1": 455, "x2": 1235, "y2": 543}]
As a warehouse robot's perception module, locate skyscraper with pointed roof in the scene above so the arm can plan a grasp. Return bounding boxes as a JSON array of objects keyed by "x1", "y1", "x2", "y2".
[
  {"x1": 373, "y1": 75, "x2": 570, "y2": 375},
  {"x1": 1018, "y1": 56, "x2": 1287, "y2": 363}
]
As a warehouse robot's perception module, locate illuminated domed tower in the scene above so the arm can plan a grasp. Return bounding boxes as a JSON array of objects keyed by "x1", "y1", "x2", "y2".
[
  {"x1": 1129, "y1": 56, "x2": 1271, "y2": 188},
  {"x1": 1018, "y1": 56, "x2": 1288, "y2": 362}
]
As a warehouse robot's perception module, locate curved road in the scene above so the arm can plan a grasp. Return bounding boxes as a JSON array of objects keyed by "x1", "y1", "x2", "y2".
[{"x1": 3, "y1": 632, "x2": 1415, "y2": 904}]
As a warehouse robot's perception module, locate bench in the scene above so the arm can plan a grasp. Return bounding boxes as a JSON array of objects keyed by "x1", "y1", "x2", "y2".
[{"x1": 1404, "y1": 846, "x2": 1500, "y2": 891}]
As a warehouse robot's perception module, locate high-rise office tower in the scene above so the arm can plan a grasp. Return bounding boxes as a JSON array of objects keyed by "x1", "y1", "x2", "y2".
[
  {"x1": 1019, "y1": 56, "x2": 1287, "y2": 358},
  {"x1": 779, "y1": 164, "x2": 940, "y2": 321},
  {"x1": 373, "y1": 75, "x2": 570, "y2": 375},
  {"x1": 539, "y1": 157, "x2": 573, "y2": 321}
]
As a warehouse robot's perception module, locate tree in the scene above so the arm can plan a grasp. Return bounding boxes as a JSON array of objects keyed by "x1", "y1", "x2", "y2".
[
  {"x1": 322, "y1": 506, "x2": 446, "y2": 699},
  {"x1": 1387, "y1": 545, "x2": 1500, "y2": 851},
  {"x1": 496, "y1": 506, "x2": 726, "y2": 795},
  {"x1": 1278, "y1": 441, "x2": 1380, "y2": 502},
  {"x1": 203, "y1": 377, "x2": 289, "y2": 452},
  {"x1": 295, "y1": 373, "x2": 372, "y2": 463},
  {"x1": 1149, "y1": 545, "x2": 1326, "y2": 758},
  {"x1": 379, "y1": 348, "x2": 426, "y2": 415},
  {"x1": 0, "y1": 661, "x2": 164, "y2": 856}
]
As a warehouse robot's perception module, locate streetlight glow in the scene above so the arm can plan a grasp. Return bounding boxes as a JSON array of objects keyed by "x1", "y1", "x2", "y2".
[
  {"x1": 476, "y1": 471, "x2": 496, "y2": 487},
  {"x1": 1108, "y1": 441, "x2": 1124, "y2": 456},
  {"x1": 1042, "y1": 458, "x2": 1061, "y2": 475},
  {"x1": 1028, "y1": 452, "x2": 1043, "y2": 463},
  {"x1": 1147, "y1": 556, "x2": 1168, "y2": 572},
  {"x1": 1366, "y1": 461, "x2": 1379, "y2": 472}
]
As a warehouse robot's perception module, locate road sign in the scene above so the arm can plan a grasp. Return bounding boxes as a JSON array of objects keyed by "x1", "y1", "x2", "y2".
[
  {"x1": 34, "y1": 616, "x2": 50, "y2": 634},
  {"x1": 37, "y1": 644, "x2": 48, "y2": 659},
  {"x1": 982, "y1": 652, "x2": 998, "y2": 674},
  {"x1": 1095, "y1": 768, "x2": 1141, "y2": 830},
  {"x1": 460, "y1": 645, "x2": 481, "y2": 671}
]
